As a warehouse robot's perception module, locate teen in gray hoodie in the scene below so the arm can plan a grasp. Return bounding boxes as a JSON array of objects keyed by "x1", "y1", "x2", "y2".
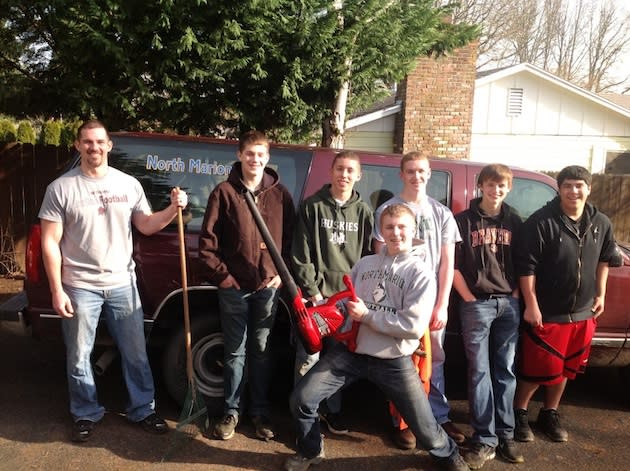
[{"x1": 285, "y1": 204, "x2": 468, "y2": 471}]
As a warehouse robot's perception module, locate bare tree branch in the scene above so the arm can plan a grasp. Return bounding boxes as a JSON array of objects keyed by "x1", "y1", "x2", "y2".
[{"x1": 454, "y1": 0, "x2": 630, "y2": 92}]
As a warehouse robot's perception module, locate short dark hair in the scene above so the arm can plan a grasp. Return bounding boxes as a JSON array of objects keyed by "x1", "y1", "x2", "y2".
[
  {"x1": 477, "y1": 164, "x2": 513, "y2": 188},
  {"x1": 76, "y1": 119, "x2": 109, "y2": 141},
  {"x1": 556, "y1": 165, "x2": 592, "y2": 187},
  {"x1": 238, "y1": 130, "x2": 269, "y2": 153}
]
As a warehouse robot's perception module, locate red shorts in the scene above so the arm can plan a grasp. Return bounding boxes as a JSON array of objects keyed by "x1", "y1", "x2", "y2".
[{"x1": 518, "y1": 317, "x2": 597, "y2": 385}]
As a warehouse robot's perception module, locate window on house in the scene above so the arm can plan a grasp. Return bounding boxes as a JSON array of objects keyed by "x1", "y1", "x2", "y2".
[
  {"x1": 605, "y1": 150, "x2": 630, "y2": 174},
  {"x1": 507, "y1": 88, "x2": 524, "y2": 117}
]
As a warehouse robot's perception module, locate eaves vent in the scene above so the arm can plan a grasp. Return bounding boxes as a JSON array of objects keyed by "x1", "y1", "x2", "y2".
[{"x1": 507, "y1": 88, "x2": 524, "y2": 117}]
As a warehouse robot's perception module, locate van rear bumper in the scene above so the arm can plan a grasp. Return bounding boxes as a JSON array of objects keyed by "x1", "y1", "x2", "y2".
[{"x1": 589, "y1": 337, "x2": 630, "y2": 367}]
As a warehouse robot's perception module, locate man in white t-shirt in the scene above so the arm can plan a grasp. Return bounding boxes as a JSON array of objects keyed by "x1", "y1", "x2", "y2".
[{"x1": 39, "y1": 120, "x2": 187, "y2": 443}]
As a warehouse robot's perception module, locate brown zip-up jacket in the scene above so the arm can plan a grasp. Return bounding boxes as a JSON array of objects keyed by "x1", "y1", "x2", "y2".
[{"x1": 199, "y1": 162, "x2": 295, "y2": 292}]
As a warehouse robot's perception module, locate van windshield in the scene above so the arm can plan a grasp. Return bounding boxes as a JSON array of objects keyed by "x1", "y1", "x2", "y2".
[{"x1": 108, "y1": 136, "x2": 311, "y2": 230}]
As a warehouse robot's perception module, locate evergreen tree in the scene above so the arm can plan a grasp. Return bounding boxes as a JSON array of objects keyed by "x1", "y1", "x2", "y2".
[{"x1": 0, "y1": 0, "x2": 478, "y2": 143}]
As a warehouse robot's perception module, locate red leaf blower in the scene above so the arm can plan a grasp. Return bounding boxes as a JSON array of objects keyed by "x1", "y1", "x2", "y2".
[{"x1": 243, "y1": 190, "x2": 360, "y2": 355}]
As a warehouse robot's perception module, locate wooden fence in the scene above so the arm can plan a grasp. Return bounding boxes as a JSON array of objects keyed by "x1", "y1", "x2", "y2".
[
  {"x1": 0, "y1": 143, "x2": 74, "y2": 273},
  {"x1": 590, "y1": 174, "x2": 630, "y2": 244}
]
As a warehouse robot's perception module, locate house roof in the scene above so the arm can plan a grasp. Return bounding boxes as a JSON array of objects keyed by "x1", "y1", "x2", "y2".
[
  {"x1": 345, "y1": 96, "x2": 402, "y2": 129},
  {"x1": 599, "y1": 92, "x2": 630, "y2": 111},
  {"x1": 347, "y1": 62, "x2": 630, "y2": 129},
  {"x1": 475, "y1": 62, "x2": 630, "y2": 119}
]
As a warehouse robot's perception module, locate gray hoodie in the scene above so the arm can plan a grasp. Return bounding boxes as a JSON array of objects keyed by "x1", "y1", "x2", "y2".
[{"x1": 351, "y1": 246, "x2": 437, "y2": 359}]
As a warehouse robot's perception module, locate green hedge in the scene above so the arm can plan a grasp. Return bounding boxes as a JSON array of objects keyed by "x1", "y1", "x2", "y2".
[
  {"x1": 0, "y1": 117, "x2": 83, "y2": 145},
  {"x1": 0, "y1": 119, "x2": 17, "y2": 142},
  {"x1": 16, "y1": 121, "x2": 36, "y2": 144}
]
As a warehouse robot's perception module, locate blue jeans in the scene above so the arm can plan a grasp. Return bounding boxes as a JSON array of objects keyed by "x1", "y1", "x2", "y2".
[
  {"x1": 428, "y1": 327, "x2": 450, "y2": 424},
  {"x1": 460, "y1": 296, "x2": 520, "y2": 446},
  {"x1": 218, "y1": 286, "x2": 278, "y2": 418},
  {"x1": 290, "y1": 343, "x2": 459, "y2": 460},
  {"x1": 294, "y1": 336, "x2": 342, "y2": 414},
  {"x1": 62, "y1": 282, "x2": 156, "y2": 423}
]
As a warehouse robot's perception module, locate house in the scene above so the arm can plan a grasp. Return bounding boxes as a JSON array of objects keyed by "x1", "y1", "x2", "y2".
[
  {"x1": 472, "y1": 63, "x2": 630, "y2": 173},
  {"x1": 346, "y1": 61, "x2": 630, "y2": 174}
]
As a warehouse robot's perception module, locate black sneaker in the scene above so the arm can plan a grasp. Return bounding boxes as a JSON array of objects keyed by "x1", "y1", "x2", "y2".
[
  {"x1": 319, "y1": 412, "x2": 349, "y2": 435},
  {"x1": 537, "y1": 408, "x2": 568, "y2": 442},
  {"x1": 497, "y1": 438, "x2": 525, "y2": 463},
  {"x1": 71, "y1": 419, "x2": 97, "y2": 443},
  {"x1": 214, "y1": 414, "x2": 238, "y2": 440},
  {"x1": 252, "y1": 415, "x2": 275, "y2": 441},
  {"x1": 138, "y1": 413, "x2": 169, "y2": 434},
  {"x1": 463, "y1": 442, "x2": 496, "y2": 469},
  {"x1": 514, "y1": 408, "x2": 534, "y2": 442},
  {"x1": 432, "y1": 451, "x2": 470, "y2": 471}
]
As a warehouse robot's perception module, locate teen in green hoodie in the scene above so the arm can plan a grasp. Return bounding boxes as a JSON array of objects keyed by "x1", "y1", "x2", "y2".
[{"x1": 290, "y1": 150, "x2": 373, "y2": 434}]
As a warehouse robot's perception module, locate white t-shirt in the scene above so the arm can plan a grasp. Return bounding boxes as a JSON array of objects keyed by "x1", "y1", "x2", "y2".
[
  {"x1": 373, "y1": 194, "x2": 461, "y2": 274},
  {"x1": 39, "y1": 166, "x2": 151, "y2": 289}
]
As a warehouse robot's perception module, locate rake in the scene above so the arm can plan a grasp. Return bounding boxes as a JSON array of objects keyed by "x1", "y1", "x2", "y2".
[{"x1": 161, "y1": 206, "x2": 207, "y2": 461}]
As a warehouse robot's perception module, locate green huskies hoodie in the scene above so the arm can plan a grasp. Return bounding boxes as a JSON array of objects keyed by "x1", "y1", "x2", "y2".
[{"x1": 291, "y1": 184, "x2": 373, "y2": 298}]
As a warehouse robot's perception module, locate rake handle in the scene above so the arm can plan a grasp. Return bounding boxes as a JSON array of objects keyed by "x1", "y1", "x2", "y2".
[{"x1": 177, "y1": 204, "x2": 194, "y2": 386}]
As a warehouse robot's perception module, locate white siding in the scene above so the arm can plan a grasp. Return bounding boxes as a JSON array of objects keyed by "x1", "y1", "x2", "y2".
[
  {"x1": 470, "y1": 134, "x2": 630, "y2": 173},
  {"x1": 472, "y1": 69, "x2": 630, "y2": 172},
  {"x1": 473, "y1": 71, "x2": 630, "y2": 137}
]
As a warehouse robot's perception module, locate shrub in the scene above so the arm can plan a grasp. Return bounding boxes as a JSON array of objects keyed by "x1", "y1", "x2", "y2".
[
  {"x1": 16, "y1": 121, "x2": 36, "y2": 144},
  {"x1": 60, "y1": 120, "x2": 82, "y2": 146},
  {"x1": 40, "y1": 119, "x2": 62, "y2": 145},
  {"x1": 0, "y1": 118, "x2": 17, "y2": 142}
]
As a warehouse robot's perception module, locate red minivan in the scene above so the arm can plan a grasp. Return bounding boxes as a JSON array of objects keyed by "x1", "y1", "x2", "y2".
[{"x1": 2, "y1": 132, "x2": 629, "y2": 412}]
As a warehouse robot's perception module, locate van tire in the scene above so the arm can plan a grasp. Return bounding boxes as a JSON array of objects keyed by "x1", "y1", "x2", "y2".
[{"x1": 162, "y1": 314, "x2": 224, "y2": 417}]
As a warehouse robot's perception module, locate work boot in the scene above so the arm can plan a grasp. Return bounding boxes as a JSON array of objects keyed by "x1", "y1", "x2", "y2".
[
  {"x1": 537, "y1": 408, "x2": 568, "y2": 442},
  {"x1": 392, "y1": 426, "x2": 416, "y2": 449},
  {"x1": 514, "y1": 408, "x2": 534, "y2": 442}
]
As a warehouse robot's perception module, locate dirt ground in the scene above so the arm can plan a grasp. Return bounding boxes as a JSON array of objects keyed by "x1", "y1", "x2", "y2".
[{"x1": 2, "y1": 275, "x2": 630, "y2": 470}]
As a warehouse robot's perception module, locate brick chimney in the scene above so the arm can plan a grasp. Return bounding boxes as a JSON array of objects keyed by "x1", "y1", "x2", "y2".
[{"x1": 394, "y1": 42, "x2": 478, "y2": 159}]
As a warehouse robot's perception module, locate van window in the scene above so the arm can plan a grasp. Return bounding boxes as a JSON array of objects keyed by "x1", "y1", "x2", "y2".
[
  {"x1": 356, "y1": 164, "x2": 451, "y2": 210},
  {"x1": 109, "y1": 137, "x2": 311, "y2": 230},
  {"x1": 473, "y1": 176, "x2": 556, "y2": 220},
  {"x1": 505, "y1": 177, "x2": 556, "y2": 219}
]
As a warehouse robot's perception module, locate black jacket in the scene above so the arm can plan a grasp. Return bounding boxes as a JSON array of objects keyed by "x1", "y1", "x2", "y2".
[
  {"x1": 516, "y1": 197, "x2": 616, "y2": 323},
  {"x1": 454, "y1": 198, "x2": 522, "y2": 296}
]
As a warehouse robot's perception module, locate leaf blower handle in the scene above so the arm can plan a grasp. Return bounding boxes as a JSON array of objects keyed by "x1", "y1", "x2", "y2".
[
  {"x1": 343, "y1": 274, "x2": 358, "y2": 302},
  {"x1": 341, "y1": 274, "x2": 360, "y2": 352}
]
